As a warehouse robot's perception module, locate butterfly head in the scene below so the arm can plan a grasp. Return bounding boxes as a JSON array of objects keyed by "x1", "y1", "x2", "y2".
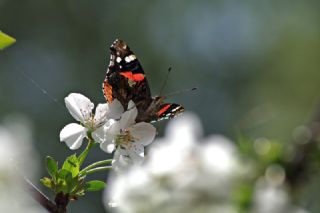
[
  {"x1": 109, "y1": 39, "x2": 138, "y2": 67},
  {"x1": 110, "y1": 39, "x2": 130, "y2": 57}
]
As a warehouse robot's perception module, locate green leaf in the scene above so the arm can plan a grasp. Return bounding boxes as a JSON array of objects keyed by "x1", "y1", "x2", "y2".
[
  {"x1": 0, "y1": 31, "x2": 16, "y2": 50},
  {"x1": 68, "y1": 177, "x2": 81, "y2": 193},
  {"x1": 40, "y1": 177, "x2": 53, "y2": 189},
  {"x1": 57, "y1": 169, "x2": 71, "y2": 179},
  {"x1": 78, "y1": 148, "x2": 90, "y2": 166},
  {"x1": 85, "y1": 180, "x2": 106, "y2": 191},
  {"x1": 46, "y1": 156, "x2": 58, "y2": 179},
  {"x1": 56, "y1": 169, "x2": 71, "y2": 193},
  {"x1": 62, "y1": 154, "x2": 80, "y2": 178}
]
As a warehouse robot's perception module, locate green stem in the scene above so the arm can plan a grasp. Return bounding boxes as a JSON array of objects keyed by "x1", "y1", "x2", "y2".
[
  {"x1": 78, "y1": 132, "x2": 95, "y2": 166},
  {"x1": 79, "y1": 159, "x2": 113, "y2": 176},
  {"x1": 80, "y1": 166, "x2": 112, "y2": 176}
]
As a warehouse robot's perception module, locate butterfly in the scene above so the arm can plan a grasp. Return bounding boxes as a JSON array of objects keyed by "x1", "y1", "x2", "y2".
[{"x1": 102, "y1": 39, "x2": 184, "y2": 123}]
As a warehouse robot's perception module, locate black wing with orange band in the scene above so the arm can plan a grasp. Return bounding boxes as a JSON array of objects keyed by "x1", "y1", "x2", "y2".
[
  {"x1": 103, "y1": 39, "x2": 184, "y2": 122},
  {"x1": 102, "y1": 39, "x2": 152, "y2": 111},
  {"x1": 156, "y1": 103, "x2": 185, "y2": 121}
]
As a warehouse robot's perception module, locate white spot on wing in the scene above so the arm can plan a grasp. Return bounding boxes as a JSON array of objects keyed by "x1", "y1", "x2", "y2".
[{"x1": 125, "y1": 54, "x2": 136, "y2": 63}]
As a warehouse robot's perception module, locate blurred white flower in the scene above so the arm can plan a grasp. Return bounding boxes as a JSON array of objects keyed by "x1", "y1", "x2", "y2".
[
  {"x1": 252, "y1": 178, "x2": 308, "y2": 213},
  {"x1": 99, "y1": 101, "x2": 156, "y2": 172},
  {"x1": 105, "y1": 113, "x2": 241, "y2": 213},
  {"x1": 0, "y1": 115, "x2": 44, "y2": 212},
  {"x1": 59, "y1": 93, "x2": 123, "y2": 149},
  {"x1": 251, "y1": 164, "x2": 308, "y2": 213}
]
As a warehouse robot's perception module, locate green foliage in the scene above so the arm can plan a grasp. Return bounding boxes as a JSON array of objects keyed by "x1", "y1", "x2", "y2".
[
  {"x1": 0, "y1": 31, "x2": 16, "y2": 50},
  {"x1": 46, "y1": 156, "x2": 58, "y2": 180},
  {"x1": 41, "y1": 155, "x2": 106, "y2": 199},
  {"x1": 40, "y1": 177, "x2": 53, "y2": 189},
  {"x1": 62, "y1": 154, "x2": 80, "y2": 178},
  {"x1": 233, "y1": 183, "x2": 254, "y2": 213},
  {"x1": 85, "y1": 180, "x2": 106, "y2": 191},
  {"x1": 237, "y1": 136, "x2": 283, "y2": 165}
]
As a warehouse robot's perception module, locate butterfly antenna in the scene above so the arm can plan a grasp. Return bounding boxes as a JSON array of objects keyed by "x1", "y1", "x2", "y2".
[
  {"x1": 159, "y1": 67, "x2": 172, "y2": 96},
  {"x1": 20, "y1": 71, "x2": 64, "y2": 109},
  {"x1": 165, "y1": 87, "x2": 198, "y2": 98}
]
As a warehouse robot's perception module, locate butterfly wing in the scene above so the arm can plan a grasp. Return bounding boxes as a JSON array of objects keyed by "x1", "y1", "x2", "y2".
[
  {"x1": 103, "y1": 39, "x2": 185, "y2": 123},
  {"x1": 153, "y1": 103, "x2": 184, "y2": 122},
  {"x1": 103, "y1": 39, "x2": 153, "y2": 110}
]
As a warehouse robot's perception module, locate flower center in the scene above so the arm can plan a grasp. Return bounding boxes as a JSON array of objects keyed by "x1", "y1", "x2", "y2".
[{"x1": 115, "y1": 129, "x2": 135, "y2": 147}]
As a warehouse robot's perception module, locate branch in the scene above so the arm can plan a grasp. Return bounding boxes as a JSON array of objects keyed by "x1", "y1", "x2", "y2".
[
  {"x1": 25, "y1": 178, "x2": 57, "y2": 212},
  {"x1": 25, "y1": 178, "x2": 70, "y2": 213}
]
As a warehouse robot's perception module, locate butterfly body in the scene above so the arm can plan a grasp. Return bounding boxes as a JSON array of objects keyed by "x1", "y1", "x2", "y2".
[{"x1": 103, "y1": 39, "x2": 184, "y2": 122}]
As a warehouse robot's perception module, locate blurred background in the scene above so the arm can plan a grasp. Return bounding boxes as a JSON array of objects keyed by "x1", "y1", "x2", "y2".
[{"x1": 1, "y1": 0, "x2": 320, "y2": 212}]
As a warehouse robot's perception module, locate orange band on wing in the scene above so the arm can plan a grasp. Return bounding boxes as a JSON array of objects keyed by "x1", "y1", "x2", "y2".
[
  {"x1": 120, "y1": 71, "x2": 145, "y2": 81},
  {"x1": 103, "y1": 82, "x2": 113, "y2": 102},
  {"x1": 157, "y1": 104, "x2": 171, "y2": 116}
]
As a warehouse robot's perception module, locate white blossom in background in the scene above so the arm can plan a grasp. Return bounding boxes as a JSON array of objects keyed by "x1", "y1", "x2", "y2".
[
  {"x1": 0, "y1": 115, "x2": 44, "y2": 213},
  {"x1": 251, "y1": 165, "x2": 309, "y2": 213},
  {"x1": 105, "y1": 113, "x2": 242, "y2": 213},
  {"x1": 59, "y1": 93, "x2": 124, "y2": 149},
  {"x1": 99, "y1": 100, "x2": 156, "y2": 173}
]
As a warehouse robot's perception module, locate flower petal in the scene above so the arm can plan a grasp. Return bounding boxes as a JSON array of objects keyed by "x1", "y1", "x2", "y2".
[
  {"x1": 112, "y1": 148, "x2": 143, "y2": 173},
  {"x1": 93, "y1": 122, "x2": 115, "y2": 143},
  {"x1": 59, "y1": 123, "x2": 86, "y2": 150},
  {"x1": 97, "y1": 120, "x2": 120, "y2": 152},
  {"x1": 120, "y1": 100, "x2": 138, "y2": 129},
  {"x1": 130, "y1": 122, "x2": 156, "y2": 146},
  {"x1": 107, "y1": 120, "x2": 121, "y2": 136},
  {"x1": 94, "y1": 103, "x2": 109, "y2": 126},
  {"x1": 112, "y1": 149, "x2": 132, "y2": 173},
  {"x1": 100, "y1": 142, "x2": 115, "y2": 153},
  {"x1": 128, "y1": 143, "x2": 145, "y2": 162},
  {"x1": 92, "y1": 124, "x2": 105, "y2": 144},
  {"x1": 107, "y1": 99, "x2": 124, "y2": 120},
  {"x1": 65, "y1": 93, "x2": 94, "y2": 122}
]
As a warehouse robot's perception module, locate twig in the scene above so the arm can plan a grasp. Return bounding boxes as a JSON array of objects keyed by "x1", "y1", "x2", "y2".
[
  {"x1": 25, "y1": 178, "x2": 70, "y2": 213},
  {"x1": 25, "y1": 178, "x2": 57, "y2": 212}
]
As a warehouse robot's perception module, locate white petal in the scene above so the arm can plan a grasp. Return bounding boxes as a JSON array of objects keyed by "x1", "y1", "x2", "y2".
[
  {"x1": 107, "y1": 99, "x2": 124, "y2": 120},
  {"x1": 92, "y1": 120, "x2": 115, "y2": 142},
  {"x1": 94, "y1": 103, "x2": 108, "y2": 126},
  {"x1": 166, "y1": 112, "x2": 203, "y2": 144},
  {"x1": 120, "y1": 101, "x2": 138, "y2": 129},
  {"x1": 59, "y1": 123, "x2": 86, "y2": 150},
  {"x1": 100, "y1": 141, "x2": 116, "y2": 153},
  {"x1": 97, "y1": 121, "x2": 120, "y2": 152},
  {"x1": 65, "y1": 93, "x2": 94, "y2": 122},
  {"x1": 107, "y1": 144, "x2": 115, "y2": 153},
  {"x1": 112, "y1": 150, "x2": 131, "y2": 173},
  {"x1": 130, "y1": 122, "x2": 156, "y2": 146},
  {"x1": 128, "y1": 143, "x2": 144, "y2": 158},
  {"x1": 112, "y1": 148, "x2": 143, "y2": 173},
  {"x1": 107, "y1": 120, "x2": 121, "y2": 136},
  {"x1": 92, "y1": 125, "x2": 105, "y2": 144},
  {"x1": 128, "y1": 100, "x2": 135, "y2": 110},
  {"x1": 127, "y1": 144, "x2": 145, "y2": 164}
]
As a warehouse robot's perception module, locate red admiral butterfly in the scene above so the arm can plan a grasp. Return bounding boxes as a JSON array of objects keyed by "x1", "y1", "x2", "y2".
[{"x1": 102, "y1": 39, "x2": 184, "y2": 122}]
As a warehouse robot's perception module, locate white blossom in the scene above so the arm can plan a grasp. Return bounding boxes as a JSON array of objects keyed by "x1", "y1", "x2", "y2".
[
  {"x1": 105, "y1": 113, "x2": 241, "y2": 213},
  {"x1": 59, "y1": 93, "x2": 123, "y2": 149},
  {"x1": 252, "y1": 174, "x2": 309, "y2": 213},
  {"x1": 0, "y1": 115, "x2": 44, "y2": 212},
  {"x1": 99, "y1": 101, "x2": 156, "y2": 172}
]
